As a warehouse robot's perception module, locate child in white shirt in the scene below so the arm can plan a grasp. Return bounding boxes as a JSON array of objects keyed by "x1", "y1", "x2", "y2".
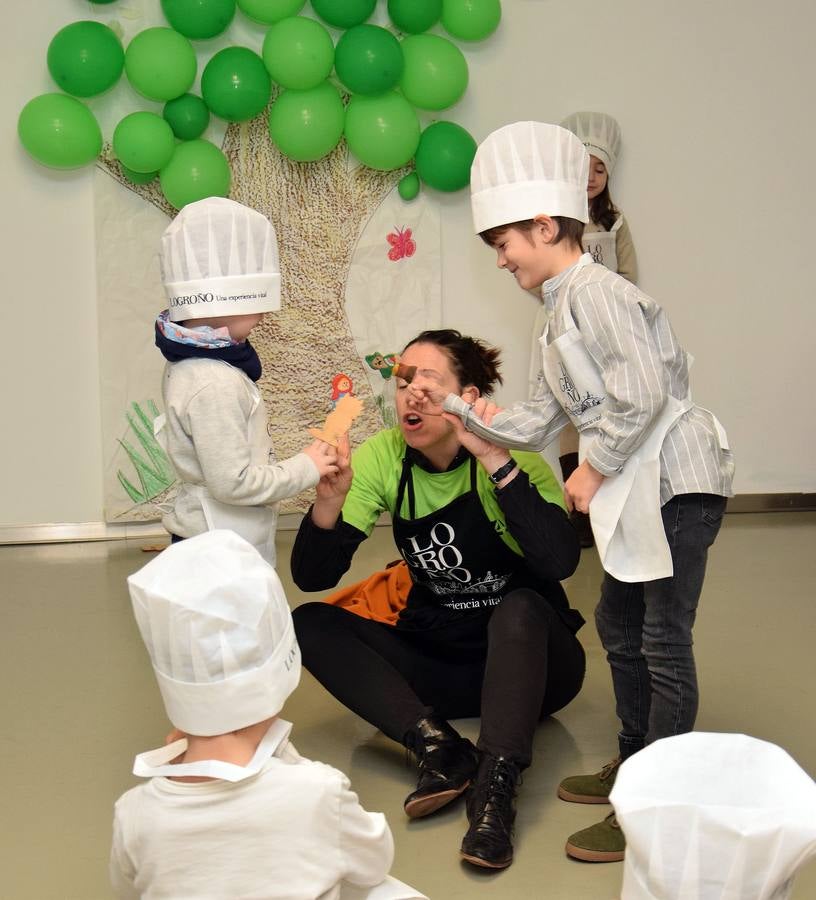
[{"x1": 111, "y1": 530, "x2": 425, "y2": 900}]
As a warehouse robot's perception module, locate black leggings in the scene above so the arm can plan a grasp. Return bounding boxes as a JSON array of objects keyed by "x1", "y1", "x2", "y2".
[{"x1": 292, "y1": 588, "x2": 586, "y2": 768}]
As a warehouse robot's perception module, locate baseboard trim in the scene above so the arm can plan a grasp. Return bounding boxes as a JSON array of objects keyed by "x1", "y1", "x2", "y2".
[
  {"x1": 0, "y1": 498, "x2": 811, "y2": 546},
  {"x1": 725, "y1": 493, "x2": 816, "y2": 513},
  {"x1": 0, "y1": 513, "x2": 306, "y2": 547}
]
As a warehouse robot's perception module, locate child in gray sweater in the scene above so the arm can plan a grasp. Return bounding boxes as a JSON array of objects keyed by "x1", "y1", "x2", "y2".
[{"x1": 154, "y1": 197, "x2": 338, "y2": 565}]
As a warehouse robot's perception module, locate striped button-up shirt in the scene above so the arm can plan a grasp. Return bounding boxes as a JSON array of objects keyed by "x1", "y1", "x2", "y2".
[{"x1": 445, "y1": 256, "x2": 734, "y2": 504}]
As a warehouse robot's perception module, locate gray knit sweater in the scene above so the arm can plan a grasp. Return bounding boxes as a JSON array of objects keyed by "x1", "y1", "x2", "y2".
[{"x1": 161, "y1": 357, "x2": 319, "y2": 538}]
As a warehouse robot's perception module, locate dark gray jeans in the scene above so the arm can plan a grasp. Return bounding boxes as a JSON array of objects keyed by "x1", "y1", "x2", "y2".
[{"x1": 594, "y1": 493, "x2": 728, "y2": 759}]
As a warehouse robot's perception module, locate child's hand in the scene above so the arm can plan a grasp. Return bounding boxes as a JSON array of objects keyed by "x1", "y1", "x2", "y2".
[
  {"x1": 564, "y1": 460, "x2": 605, "y2": 513},
  {"x1": 303, "y1": 439, "x2": 339, "y2": 479},
  {"x1": 405, "y1": 371, "x2": 448, "y2": 414},
  {"x1": 315, "y1": 434, "x2": 352, "y2": 503}
]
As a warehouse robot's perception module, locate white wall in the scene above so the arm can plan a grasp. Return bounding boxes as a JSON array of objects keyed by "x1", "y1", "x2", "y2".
[{"x1": 1, "y1": 0, "x2": 813, "y2": 527}]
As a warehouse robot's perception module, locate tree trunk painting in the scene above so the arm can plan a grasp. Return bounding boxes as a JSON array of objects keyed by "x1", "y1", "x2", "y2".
[{"x1": 99, "y1": 100, "x2": 405, "y2": 513}]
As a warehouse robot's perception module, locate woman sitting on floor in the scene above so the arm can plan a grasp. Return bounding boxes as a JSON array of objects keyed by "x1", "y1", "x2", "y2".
[{"x1": 290, "y1": 329, "x2": 585, "y2": 870}]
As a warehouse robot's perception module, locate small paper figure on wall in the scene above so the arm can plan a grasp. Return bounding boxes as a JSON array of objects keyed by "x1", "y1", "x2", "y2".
[
  {"x1": 330, "y1": 372, "x2": 354, "y2": 408},
  {"x1": 386, "y1": 226, "x2": 416, "y2": 261},
  {"x1": 365, "y1": 351, "x2": 398, "y2": 379}
]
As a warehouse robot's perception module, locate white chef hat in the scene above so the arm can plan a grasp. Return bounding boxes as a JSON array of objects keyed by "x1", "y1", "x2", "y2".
[
  {"x1": 610, "y1": 732, "x2": 816, "y2": 900},
  {"x1": 560, "y1": 111, "x2": 621, "y2": 175},
  {"x1": 470, "y1": 121, "x2": 589, "y2": 234},
  {"x1": 127, "y1": 530, "x2": 301, "y2": 736},
  {"x1": 160, "y1": 197, "x2": 281, "y2": 323}
]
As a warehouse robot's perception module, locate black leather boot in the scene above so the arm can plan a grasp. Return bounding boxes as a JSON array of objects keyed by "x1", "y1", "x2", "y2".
[
  {"x1": 460, "y1": 754, "x2": 521, "y2": 869},
  {"x1": 403, "y1": 716, "x2": 480, "y2": 819},
  {"x1": 560, "y1": 452, "x2": 594, "y2": 549}
]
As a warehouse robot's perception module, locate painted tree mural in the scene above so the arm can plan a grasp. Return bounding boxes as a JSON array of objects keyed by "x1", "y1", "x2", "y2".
[{"x1": 19, "y1": 0, "x2": 502, "y2": 513}]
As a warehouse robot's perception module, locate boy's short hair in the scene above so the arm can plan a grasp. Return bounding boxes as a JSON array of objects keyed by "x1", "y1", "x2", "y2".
[{"x1": 479, "y1": 217, "x2": 584, "y2": 250}]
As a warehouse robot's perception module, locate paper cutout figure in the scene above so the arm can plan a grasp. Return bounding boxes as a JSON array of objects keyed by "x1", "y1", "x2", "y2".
[
  {"x1": 365, "y1": 352, "x2": 398, "y2": 379},
  {"x1": 330, "y1": 373, "x2": 353, "y2": 408},
  {"x1": 386, "y1": 226, "x2": 416, "y2": 261},
  {"x1": 309, "y1": 394, "x2": 364, "y2": 447}
]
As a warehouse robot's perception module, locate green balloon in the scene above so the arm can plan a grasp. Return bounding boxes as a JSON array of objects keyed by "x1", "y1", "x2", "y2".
[
  {"x1": 441, "y1": 0, "x2": 501, "y2": 41},
  {"x1": 262, "y1": 16, "x2": 334, "y2": 91},
  {"x1": 47, "y1": 21, "x2": 124, "y2": 98},
  {"x1": 163, "y1": 93, "x2": 210, "y2": 140},
  {"x1": 311, "y1": 0, "x2": 375, "y2": 29},
  {"x1": 113, "y1": 111, "x2": 176, "y2": 174},
  {"x1": 345, "y1": 91, "x2": 419, "y2": 171},
  {"x1": 160, "y1": 139, "x2": 231, "y2": 209},
  {"x1": 415, "y1": 120, "x2": 476, "y2": 191},
  {"x1": 202, "y1": 47, "x2": 271, "y2": 122},
  {"x1": 18, "y1": 93, "x2": 102, "y2": 169},
  {"x1": 398, "y1": 172, "x2": 420, "y2": 201},
  {"x1": 125, "y1": 28, "x2": 196, "y2": 102},
  {"x1": 268, "y1": 81, "x2": 344, "y2": 162},
  {"x1": 335, "y1": 25, "x2": 403, "y2": 96},
  {"x1": 160, "y1": 0, "x2": 236, "y2": 39},
  {"x1": 121, "y1": 164, "x2": 158, "y2": 184},
  {"x1": 387, "y1": 0, "x2": 442, "y2": 33},
  {"x1": 399, "y1": 34, "x2": 468, "y2": 111},
  {"x1": 236, "y1": 0, "x2": 304, "y2": 25}
]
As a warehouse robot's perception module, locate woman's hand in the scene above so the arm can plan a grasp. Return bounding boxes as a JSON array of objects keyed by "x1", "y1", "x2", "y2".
[
  {"x1": 564, "y1": 460, "x2": 605, "y2": 513},
  {"x1": 443, "y1": 396, "x2": 517, "y2": 483},
  {"x1": 312, "y1": 434, "x2": 352, "y2": 528}
]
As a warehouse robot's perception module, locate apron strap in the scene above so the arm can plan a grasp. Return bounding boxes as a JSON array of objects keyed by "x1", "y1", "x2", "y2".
[{"x1": 396, "y1": 457, "x2": 416, "y2": 520}]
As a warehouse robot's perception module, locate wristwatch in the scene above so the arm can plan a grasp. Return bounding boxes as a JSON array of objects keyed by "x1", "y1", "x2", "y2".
[{"x1": 488, "y1": 458, "x2": 518, "y2": 485}]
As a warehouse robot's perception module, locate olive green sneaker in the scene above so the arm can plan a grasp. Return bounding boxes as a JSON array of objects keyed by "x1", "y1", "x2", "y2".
[
  {"x1": 557, "y1": 756, "x2": 621, "y2": 804},
  {"x1": 565, "y1": 811, "x2": 625, "y2": 862}
]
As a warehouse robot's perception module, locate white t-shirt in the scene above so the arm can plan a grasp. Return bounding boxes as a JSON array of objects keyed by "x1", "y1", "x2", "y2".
[{"x1": 110, "y1": 741, "x2": 394, "y2": 900}]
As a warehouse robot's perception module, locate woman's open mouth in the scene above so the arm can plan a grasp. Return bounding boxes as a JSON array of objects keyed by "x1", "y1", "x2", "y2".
[{"x1": 402, "y1": 413, "x2": 423, "y2": 431}]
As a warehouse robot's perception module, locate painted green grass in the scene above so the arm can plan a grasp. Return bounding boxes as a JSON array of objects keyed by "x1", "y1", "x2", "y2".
[{"x1": 116, "y1": 400, "x2": 176, "y2": 504}]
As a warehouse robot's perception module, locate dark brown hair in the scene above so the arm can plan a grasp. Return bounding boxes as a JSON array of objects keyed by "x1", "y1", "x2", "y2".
[
  {"x1": 479, "y1": 217, "x2": 584, "y2": 250},
  {"x1": 402, "y1": 329, "x2": 503, "y2": 396},
  {"x1": 589, "y1": 183, "x2": 620, "y2": 232}
]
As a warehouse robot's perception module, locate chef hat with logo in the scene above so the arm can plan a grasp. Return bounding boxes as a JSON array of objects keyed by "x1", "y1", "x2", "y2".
[
  {"x1": 160, "y1": 197, "x2": 281, "y2": 323},
  {"x1": 470, "y1": 121, "x2": 589, "y2": 234},
  {"x1": 560, "y1": 111, "x2": 621, "y2": 175},
  {"x1": 610, "y1": 732, "x2": 816, "y2": 900},
  {"x1": 127, "y1": 530, "x2": 301, "y2": 736}
]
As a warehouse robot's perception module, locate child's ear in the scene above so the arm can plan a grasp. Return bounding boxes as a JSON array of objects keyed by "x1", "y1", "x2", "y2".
[
  {"x1": 533, "y1": 214, "x2": 558, "y2": 244},
  {"x1": 461, "y1": 385, "x2": 480, "y2": 404}
]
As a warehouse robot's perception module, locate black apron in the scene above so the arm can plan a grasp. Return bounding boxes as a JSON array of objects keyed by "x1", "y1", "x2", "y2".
[{"x1": 392, "y1": 456, "x2": 541, "y2": 637}]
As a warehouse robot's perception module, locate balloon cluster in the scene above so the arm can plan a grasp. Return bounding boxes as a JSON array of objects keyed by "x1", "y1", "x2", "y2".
[{"x1": 18, "y1": 0, "x2": 501, "y2": 207}]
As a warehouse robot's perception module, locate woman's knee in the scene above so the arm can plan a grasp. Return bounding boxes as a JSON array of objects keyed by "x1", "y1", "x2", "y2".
[
  {"x1": 489, "y1": 588, "x2": 558, "y2": 641},
  {"x1": 292, "y1": 602, "x2": 346, "y2": 650}
]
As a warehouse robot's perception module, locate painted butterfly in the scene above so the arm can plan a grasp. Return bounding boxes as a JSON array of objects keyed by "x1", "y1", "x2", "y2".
[{"x1": 386, "y1": 226, "x2": 416, "y2": 261}]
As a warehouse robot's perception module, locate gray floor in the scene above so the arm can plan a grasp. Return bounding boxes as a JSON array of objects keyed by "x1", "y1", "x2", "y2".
[{"x1": 1, "y1": 512, "x2": 815, "y2": 899}]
